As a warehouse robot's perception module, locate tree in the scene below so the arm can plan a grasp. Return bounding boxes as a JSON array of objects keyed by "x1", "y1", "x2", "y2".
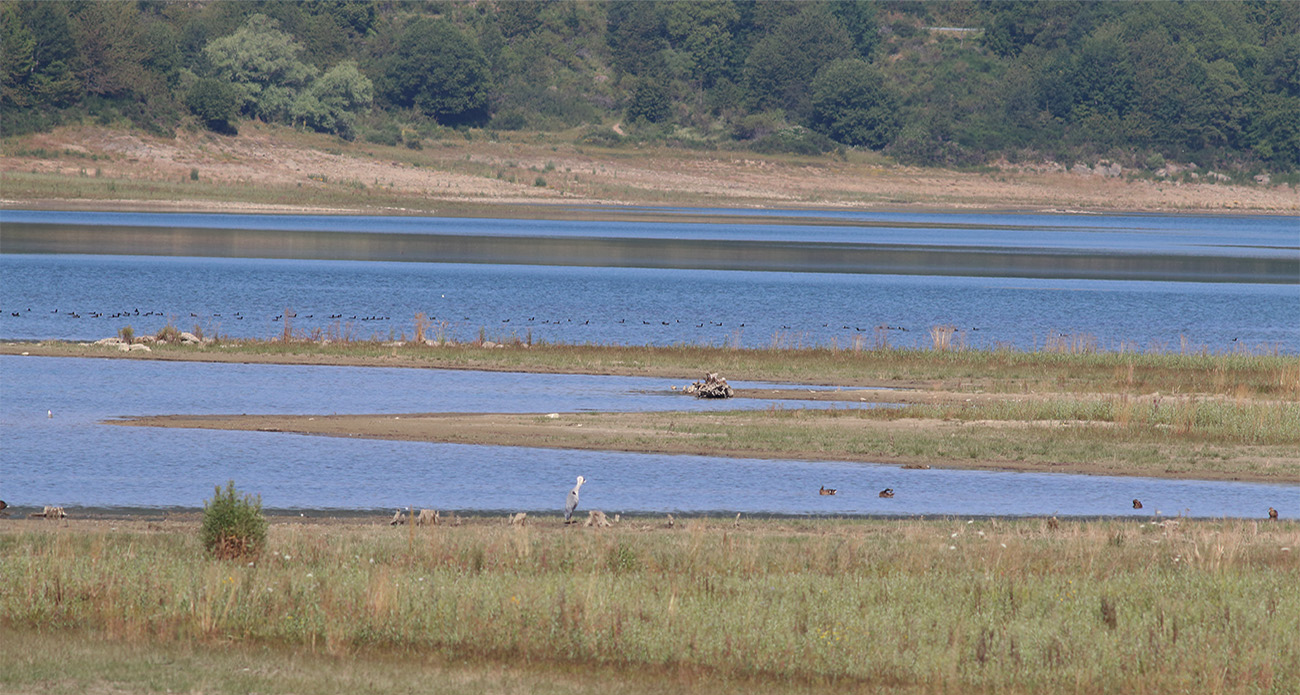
[
  {"x1": 378, "y1": 17, "x2": 491, "y2": 125},
  {"x1": 607, "y1": 1, "x2": 668, "y2": 78},
  {"x1": 626, "y1": 79, "x2": 671, "y2": 124},
  {"x1": 185, "y1": 77, "x2": 240, "y2": 133},
  {"x1": 743, "y1": 4, "x2": 853, "y2": 122},
  {"x1": 203, "y1": 14, "x2": 316, "y2": 122},
  {"x1": 1, "y1": 2, "x2": 37, "y2": 108},
  {"x1": 661, "y1": 0, "x2": 740, "y2": 88},
  {"x1": 72, "y1": 1, "x2": 147, "y2": 98},
  {"x1": 810, "y1": 59, "x2": 899, "y2": 149},
  {"x1": 291, "y1": 60, "x2": 372, "y2": 137},
  {"x1": 831, "y1": 1, "x2": 881, "y2": 59}
]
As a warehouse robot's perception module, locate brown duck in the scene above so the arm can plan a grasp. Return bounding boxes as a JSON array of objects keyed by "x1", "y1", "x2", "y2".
[{"x1": 879, "y1": 488, "x2": 895, "y2": 498}]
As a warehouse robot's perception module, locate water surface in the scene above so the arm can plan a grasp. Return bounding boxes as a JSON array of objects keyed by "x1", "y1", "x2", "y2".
[{"x1": 0, "y1": 356, "x2": 1292, "y2": 518}]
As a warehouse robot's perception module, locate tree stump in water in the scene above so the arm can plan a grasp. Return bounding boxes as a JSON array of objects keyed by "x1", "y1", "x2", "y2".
[{"x1": 684, "y1": 372, "x2": 734, "y2": 398}]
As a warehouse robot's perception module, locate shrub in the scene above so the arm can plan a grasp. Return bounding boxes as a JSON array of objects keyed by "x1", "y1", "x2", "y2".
[
  {"x1": 118, "y1": 325, "x2": 134, "y2": 345},
  {"x1": 156, "y1": 322, "x2": 182, "y2": 343},
  {"x1": 201, "y1": 481, "x2": 268, "y2": 560}
]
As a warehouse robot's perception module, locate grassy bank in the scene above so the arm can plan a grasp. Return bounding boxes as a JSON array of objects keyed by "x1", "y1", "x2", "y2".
[
  {"x1": 2, "y1": 517, "x2": 1297, "y2": 694},
  {"x1": 117, "y1": 391, "x2": 1300, "y2": 482},
  {"x1": 6, "y1": 338, "x2": 1299, "y2": 399}
]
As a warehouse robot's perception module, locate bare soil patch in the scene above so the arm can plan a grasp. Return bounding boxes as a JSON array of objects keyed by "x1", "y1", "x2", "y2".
[{"x1": 4, "y1": 124, "x2": 1296, "y2": 214}]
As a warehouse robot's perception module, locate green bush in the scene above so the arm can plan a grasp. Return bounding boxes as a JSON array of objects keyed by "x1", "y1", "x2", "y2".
[
  {"x1": 118, "y1": 325, "x2": 134, "y2": 345},
  {"x1": 201, "y1": 481, "x2": 267, "y2": 560}
]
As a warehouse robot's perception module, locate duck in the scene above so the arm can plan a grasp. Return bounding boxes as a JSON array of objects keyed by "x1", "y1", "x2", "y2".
[
  {"x1": 1269, "y1": 507, "x2": 1278, "y2": 520},
  {"x1": 1132, "y1": 499, "x2": 1143, "y2": 509},
  {"x1": 819, "y1": 486, "x2": 836, "y2": 496},
  {"x1": 879, "y1": 488, "x2": 895, "y2": 498}
]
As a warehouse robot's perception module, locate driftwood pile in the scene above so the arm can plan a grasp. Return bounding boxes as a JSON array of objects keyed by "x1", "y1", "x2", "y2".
[{"x1": 684, "y1": 372, "x2": 734, "y2": 399}]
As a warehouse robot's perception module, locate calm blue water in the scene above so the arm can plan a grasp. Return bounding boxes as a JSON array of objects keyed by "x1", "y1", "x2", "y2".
[
  {"x1": 1, "y1": 255, "x2": 1296, "y2": 351},
  {"x1": 1, "y1": 209, "x2": 1297, "y2": 516},
  {"x1": 1, "y1": 356, "x2": 1293, "y2": 517}
]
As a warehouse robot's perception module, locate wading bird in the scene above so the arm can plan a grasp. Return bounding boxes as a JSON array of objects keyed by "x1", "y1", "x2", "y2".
[{"x1": 565, "y1": 476, "x2": 585, "y2": 524}]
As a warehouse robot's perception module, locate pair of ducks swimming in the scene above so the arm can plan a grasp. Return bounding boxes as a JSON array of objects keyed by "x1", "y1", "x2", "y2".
[{"x1": 819, "y1": 486, "x2": 894, "y2": 498}]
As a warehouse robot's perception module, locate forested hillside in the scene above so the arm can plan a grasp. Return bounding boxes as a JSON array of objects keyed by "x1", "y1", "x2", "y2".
[{"x1": 3, "y1": 0, "x2": 1298, "y2": 172}]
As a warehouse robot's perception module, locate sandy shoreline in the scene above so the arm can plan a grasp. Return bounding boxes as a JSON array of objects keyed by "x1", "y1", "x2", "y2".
[{"x1": 3, "y1": 124, "x2": 1297, "y2": 216}]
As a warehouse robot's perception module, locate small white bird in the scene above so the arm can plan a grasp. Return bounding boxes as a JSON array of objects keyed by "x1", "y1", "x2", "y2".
[
  {"x1": 565, "y1": 475, "x2": 585, "y2": 524},
  {"x1": 47, "y1": 410, "x2": 52, "y2": 418}
]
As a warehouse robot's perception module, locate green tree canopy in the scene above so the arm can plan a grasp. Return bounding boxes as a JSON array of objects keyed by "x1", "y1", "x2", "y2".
[
  {"x1": 203, "y1": 13, "x2": 316, "y2": 122},
  {"x1": 291, "y1": 60, "x2": 373, "y2": 138},
  {"x1": 185, "y1": 77, "x2": 240, "y2": 133},
  {"x1": 626, "y1": 78, "x2": 671, "y2": 124},
  {"x1": 377, "y1": 17, "x2": 491, "y2": 125},
  {"x1": 810, "y1": 58, "x2": 898, "y2": 149},
  {"x1": 743, "y1": 4, "x2": 853, "y2": 122}
]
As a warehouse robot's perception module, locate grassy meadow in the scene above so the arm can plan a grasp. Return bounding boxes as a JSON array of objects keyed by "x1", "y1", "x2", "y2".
[{"x1": 2, "y1": 517, "x2": 1298, "y2": 694}]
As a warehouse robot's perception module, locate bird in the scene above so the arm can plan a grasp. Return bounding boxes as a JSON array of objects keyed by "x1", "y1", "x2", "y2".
[
  {"x1": 1269, "y1": 507, "x2": 1278, "y2": 520},
  {"x1": 878, "y1": 488, "x2": 895, "y2": 498},
  {"x1": 1132, "y1": 499, "x2": 1143, "y2": 509},
  {"x1": 47, "y1": 410, "x2": 52, "y2": 419},
  {"x1": 0, "y1": 500, "x2": 7, "y2": 511},
  {"x1": 819, "y1": 486, "x2": 836, "y2": 496},
  {"x1": 565, "y1": 475, "x2": 585, "y2": 524}
]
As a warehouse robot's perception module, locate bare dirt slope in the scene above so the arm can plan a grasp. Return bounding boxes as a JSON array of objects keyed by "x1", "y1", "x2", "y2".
[{"x1": 4, "y1": 124, "x2": 1296, "y2": 214}]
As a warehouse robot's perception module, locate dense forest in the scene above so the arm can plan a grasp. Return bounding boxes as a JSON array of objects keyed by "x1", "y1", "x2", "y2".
[{"x1": 3, "y1": 0, "x2": 1298, "y2": 171}]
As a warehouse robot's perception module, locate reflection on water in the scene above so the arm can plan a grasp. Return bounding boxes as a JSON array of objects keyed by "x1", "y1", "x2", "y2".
[
  {"x1": 0, "y1": 356, "x2": 1293, "y2": 518},
  {"x1": 4, "y1": 218, "x2": 1296, "y2": 282}
]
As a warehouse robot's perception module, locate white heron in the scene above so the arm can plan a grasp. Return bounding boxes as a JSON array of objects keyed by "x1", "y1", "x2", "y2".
[{"x1": 565, "y1": 475, "x2": 585, "y2": 524}]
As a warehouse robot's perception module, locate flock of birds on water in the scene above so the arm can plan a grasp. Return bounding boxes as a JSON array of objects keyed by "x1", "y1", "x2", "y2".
[{"x1": 2, "y1": 306, "x2": 954, "y2": 336}]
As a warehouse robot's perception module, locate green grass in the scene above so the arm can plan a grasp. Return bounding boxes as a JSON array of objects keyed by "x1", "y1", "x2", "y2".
[{"x1": 2, "y1": 518, "x2": 1297, "y2": 693}]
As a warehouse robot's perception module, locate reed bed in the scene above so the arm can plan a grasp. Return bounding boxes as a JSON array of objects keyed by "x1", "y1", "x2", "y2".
[{"x1": 2, "y1": 518, "x2": 1297, "y2": 693}]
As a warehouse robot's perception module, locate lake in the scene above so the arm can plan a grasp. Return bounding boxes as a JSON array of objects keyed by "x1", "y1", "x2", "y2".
[
  {"x1": 1, "y1": 355, "x2": 1292, "y2": 518},
  {"x1": 0, "y1": 208, "x2": 1296, "y2": 516},
  {"x1": 2, "y1": 209, "x2": 1297, "y2": 352}
]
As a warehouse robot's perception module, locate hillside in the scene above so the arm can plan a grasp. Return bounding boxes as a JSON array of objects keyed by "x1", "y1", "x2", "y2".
[{"x1": 3, "y1": 123, "x2": 1296, "y2": 216}]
